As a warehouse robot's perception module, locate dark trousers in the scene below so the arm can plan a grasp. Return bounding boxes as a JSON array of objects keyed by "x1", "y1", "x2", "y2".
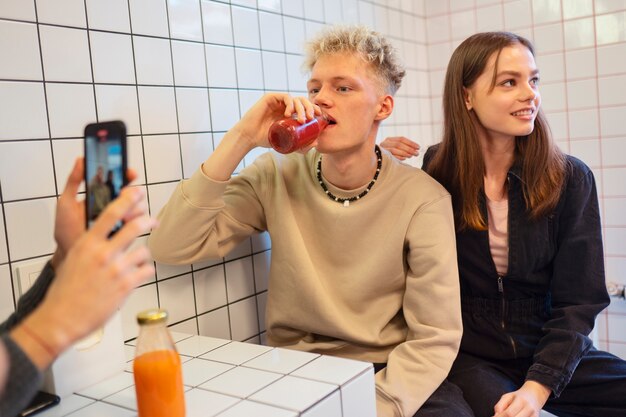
[
  {"x1": 448, "y1": 348, "x2": 626, "y2": 417},
  {"x1": 412, "y1": 379, "x2": 474, "y2": 417},
  {"x1": 373, "y1": 363, "x2": 474, "y2": 417}
]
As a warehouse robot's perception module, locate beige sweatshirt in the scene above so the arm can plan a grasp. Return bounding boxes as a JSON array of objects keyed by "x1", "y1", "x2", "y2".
[{"x1": 148, "y1": 149, "x2": 462, "y2": 417}]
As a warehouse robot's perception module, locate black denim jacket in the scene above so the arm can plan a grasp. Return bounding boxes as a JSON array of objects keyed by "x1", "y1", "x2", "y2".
[{"x1": 423, "y1": 146, "x2": 609, "y2": 396}]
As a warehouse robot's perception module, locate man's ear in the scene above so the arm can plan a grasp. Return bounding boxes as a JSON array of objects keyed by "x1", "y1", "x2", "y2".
[
  {"x1": 463, "y1": 87, "x2": 473, "y2": 111},
  {"x1": 375, "y1": 94, "x2": 394, "y2": 121}
]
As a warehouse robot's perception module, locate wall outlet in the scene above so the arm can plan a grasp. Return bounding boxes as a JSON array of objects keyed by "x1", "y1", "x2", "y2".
[{"x1": 16, "y1": 259, "x2": 48, "y2": 297}]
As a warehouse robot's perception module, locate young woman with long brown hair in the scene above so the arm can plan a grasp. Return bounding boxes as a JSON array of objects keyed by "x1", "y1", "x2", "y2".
[{"x1": 384, "y1": 32, "x2": 626, "y2": 417}]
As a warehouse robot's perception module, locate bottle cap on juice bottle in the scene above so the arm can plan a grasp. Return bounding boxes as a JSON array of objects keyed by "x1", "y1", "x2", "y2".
[{"x1": 136, "y1": 308, "x2": 168, "y2": 325}]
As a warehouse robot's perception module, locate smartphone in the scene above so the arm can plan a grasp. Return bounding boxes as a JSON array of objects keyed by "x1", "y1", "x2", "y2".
[
  {"x1": 18, "y1": 391, "x2": 60, "y2": 416},
  {"x1": 84, "y1": 120, "x2": 128, "y2": 231}
]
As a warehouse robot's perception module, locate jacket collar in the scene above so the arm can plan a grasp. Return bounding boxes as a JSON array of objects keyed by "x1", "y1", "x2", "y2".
[{"x1": 508, "y1": 159, "x2": 523, "y2": 183}]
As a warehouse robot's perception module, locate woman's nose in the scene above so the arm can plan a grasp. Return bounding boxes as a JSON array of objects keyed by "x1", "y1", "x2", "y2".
[{"x1": 519, "y1": 83, "x2": 538, "y2": 102}]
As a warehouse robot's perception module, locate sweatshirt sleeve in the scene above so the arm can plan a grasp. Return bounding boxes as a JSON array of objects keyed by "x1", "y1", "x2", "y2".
[
  {"x1": 0, "y1": 335, "x2": 43, "y2": 417},
  {"x1": 375, "y1": 193, "x2": 463, "y2": 417},
  {"x1": 0, "y1": 263, "x2": 54, "y2": 416},
  {"x1": 0, "y1": 261, "x2": 55, "y2": 333},
  {"x1": 526, "y1": 163, "x2": 609, "y2": 396},
  {"x1": 148, "y1": 159, "x2": 269, "y2": 265}
]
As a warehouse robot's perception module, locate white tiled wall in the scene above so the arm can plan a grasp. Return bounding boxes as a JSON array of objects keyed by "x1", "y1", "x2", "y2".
[{"x1": 0, "y1": 0, "x2": 624, "y2": 359}]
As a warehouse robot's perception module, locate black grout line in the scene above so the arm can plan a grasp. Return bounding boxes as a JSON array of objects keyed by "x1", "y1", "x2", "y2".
[
  {"x1": 145, "y1": 0, "x2": 174, "y2": 207},
  {"x1": 245, "y1": 237, "x2": 262, "y2": 336},
  {"x1": 83, "y1": 0, "x2": 97, "y2": 128},
  {"x1": 32, "y1": 0, "x2": 58, "y2": 197},
  {"x1": 0, "y1": 180, "x2": 17, "y2": 312},
  {"x1": 199, "y1": 1, "x2": 217, "y2": 175},
  {"x1": 187, "y1": 0, "x2": 215, "y2": 336},
  {"x1": 221, "y1": 259, "x2": 233, "y2": 340},
  {"x1": 2, "y1": 0, "x2": 54, "y2": 311}
]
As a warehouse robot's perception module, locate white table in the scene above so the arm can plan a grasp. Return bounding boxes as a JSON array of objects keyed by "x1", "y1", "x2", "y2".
[{"x1": 37, "y1": 333, "x2": 376, "y2": 417}]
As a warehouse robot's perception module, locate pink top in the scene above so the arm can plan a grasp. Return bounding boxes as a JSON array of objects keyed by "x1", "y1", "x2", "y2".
[{"x1": 487, "y1": 197, "x2": 509, "y2": 277}]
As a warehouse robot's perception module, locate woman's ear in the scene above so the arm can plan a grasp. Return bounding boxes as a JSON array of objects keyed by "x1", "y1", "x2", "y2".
[
  {"x1": 463, "y1": 87, "x2": 473, "y2": 111},
  {"x1": 375, "y1": 94, "x2": 394, "y2": 121}
]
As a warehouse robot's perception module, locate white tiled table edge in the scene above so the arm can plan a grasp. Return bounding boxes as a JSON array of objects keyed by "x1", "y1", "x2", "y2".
[{"x1": 38, "y1": 334, "x2": 375, "y2": 417}]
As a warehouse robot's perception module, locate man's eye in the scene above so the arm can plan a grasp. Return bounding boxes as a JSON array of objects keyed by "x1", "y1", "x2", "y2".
[
  {"x1": 530, "y1": 77, "x2": 540, "y2": 86},
  {"x1": 338, "y1": 86, "x2": 351, "y2": 92},
  {"x1": 309, "y1": 88, "x2": 319, "y2": 94}
]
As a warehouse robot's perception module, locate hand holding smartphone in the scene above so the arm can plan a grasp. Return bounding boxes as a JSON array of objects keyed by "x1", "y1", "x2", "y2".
[
  {"x1": 15, "y1": 122, "x2": 128, "y2": 417},
  {"x1": 84, "y1": 121, "x2": 128, "y2": 233}
]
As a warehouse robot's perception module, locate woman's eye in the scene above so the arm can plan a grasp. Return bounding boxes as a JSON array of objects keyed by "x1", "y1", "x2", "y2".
[
  {"x1": 501, "y1": 80, "x2": 514, "y2": 87},
  {"x1": 309, "y1": 88, "x2": 319, "y2": 95}
]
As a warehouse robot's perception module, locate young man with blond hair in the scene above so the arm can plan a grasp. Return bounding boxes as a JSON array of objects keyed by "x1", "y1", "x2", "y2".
[{"x1": 148, "y1": 25, "x2": 467, "y2": 417}]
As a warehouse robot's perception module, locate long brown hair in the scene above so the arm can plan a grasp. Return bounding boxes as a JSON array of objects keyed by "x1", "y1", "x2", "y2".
[{"x1": 426, "y1": 32, "x2": 566, "y2": 231}]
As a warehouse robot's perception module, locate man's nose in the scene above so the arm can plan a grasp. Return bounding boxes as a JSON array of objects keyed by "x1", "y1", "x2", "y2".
[{"x1": 313, "y1": 87, "x2": 332, "y2": 107}]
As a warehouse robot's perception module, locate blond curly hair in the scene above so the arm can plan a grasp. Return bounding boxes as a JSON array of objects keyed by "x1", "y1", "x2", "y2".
[{"x1": 303, "y1": 25, "x2": 405, "y2": 95}]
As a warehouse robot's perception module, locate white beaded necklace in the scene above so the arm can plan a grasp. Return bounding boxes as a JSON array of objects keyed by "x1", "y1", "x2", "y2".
[{"x1": 316, "y1": 145, "x2": 382, "y2": 207}]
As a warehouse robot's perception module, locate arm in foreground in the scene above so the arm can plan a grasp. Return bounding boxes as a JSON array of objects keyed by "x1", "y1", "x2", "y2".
[{"x1": 1, "y1": 186, "x2": 155, "y2": 417}]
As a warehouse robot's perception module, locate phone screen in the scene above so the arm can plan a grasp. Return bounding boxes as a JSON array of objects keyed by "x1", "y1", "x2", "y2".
[{"x1": 84, "y1": 121, "x2": 127, "y2": 230}]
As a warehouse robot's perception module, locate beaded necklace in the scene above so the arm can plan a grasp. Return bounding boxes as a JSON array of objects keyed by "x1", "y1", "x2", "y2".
[{"x1": 316, "y1": 145, "x2": 382, "y2": 207}]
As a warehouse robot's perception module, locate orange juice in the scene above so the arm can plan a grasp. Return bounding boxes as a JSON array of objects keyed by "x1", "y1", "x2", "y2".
[{"x1": 133, "y1": 349, "x2": 185, "y2": 417}]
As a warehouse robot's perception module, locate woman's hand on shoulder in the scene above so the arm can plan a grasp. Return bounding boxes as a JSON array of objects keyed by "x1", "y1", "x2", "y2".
[
  {"x1": 492, "y1": 380, "x2": 551, "y2": 417},
  {"x1": 380, "y1": 136, "x2": 420, "y2": 160}
]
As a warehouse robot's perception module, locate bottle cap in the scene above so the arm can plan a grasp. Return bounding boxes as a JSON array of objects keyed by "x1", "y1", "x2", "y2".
[{"x1": 136, "y1": 308, "x2": 168, "y2": 325}]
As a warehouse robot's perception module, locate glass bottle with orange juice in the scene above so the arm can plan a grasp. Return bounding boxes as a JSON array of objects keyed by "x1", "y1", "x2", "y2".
[{"x1": 133, "y1": 309, "x2": 185, "y2": 417}]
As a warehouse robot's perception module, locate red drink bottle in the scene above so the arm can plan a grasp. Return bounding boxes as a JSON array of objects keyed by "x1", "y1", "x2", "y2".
[{"x1": 268, "y1": 114, "x2": 329, "y2": 154}]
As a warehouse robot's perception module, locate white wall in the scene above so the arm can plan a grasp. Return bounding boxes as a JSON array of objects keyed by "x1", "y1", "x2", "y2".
[{"x1": 0, "y1": 0, "x2": 624, "y2": 357}]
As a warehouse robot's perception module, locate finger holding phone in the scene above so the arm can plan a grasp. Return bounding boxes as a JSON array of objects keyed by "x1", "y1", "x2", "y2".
[{"x1": 53, "y1": 121, "x2": 140, "y2": 269}]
